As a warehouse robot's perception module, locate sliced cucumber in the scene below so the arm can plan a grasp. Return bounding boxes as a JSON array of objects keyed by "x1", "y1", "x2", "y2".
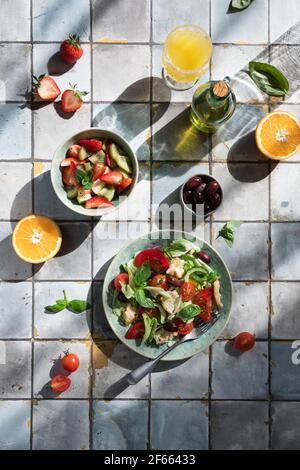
[
  {"x1": 110, "y1": 143, "x2": 132, "y2": 174},
  {"x1": 92, "y1": 180, "x2": 105, "y2": 195},
  {"x1": 84, "y1": 162, "x2": 92, "y2": 173},
  {"x1": 119, "y1": 168, "x2": 130, "y2": 179},
  {"x1": 66, "y1": 186, "x2": 78, "y2": 199},
  {"x1": 102, "y1": 141, "x2": 106, "y2": 151},
  {"x1": 99, "y1": 185, "x2": 115, "y2": 201},
  {"x1": 77, "y1": 188, "x2": 92, "y2": 204},
  {"x1": 89, "y1": 149, "x2": 105, "y2": 164},
  {"x1": 79, "y1": 146, "x2": 89, "y2": 160}
]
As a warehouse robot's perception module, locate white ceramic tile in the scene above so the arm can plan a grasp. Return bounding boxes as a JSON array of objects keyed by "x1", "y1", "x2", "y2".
[{"x1": 0, "y1": 163, "x2": 32, "y2": 220}]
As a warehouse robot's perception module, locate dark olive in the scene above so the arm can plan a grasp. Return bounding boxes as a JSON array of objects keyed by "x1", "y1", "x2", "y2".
[
  {"x1": 118, "y1": 292, "x2": 127, "y2": 302},
  {"x1": 164, "y1": 322, "x2": 178, "y2": 332},
  {"x1": 186, "y1": 175, "x2": 202, "y2": 190},
  {"x1": 206, "y1": 180, "x2": 219, "y2": 196},
  {"x1": 167, "y1": 275, "x2": 184, "y2": 287},
  {"x1": 210, "y1": 192, "x2": 221, "y2": 208},
  {"x1": 195, "y1": 183, "x2": 206, "y2": 194},
  {"x1": 193, "y1": 190, "x2": 204, "y2": 204},
  {"x1": 183, "y1": 189, "x2": 193, "y2": 205},
  {"x1": 197, "y1": 251, "x2": 211, "y2": 264}
]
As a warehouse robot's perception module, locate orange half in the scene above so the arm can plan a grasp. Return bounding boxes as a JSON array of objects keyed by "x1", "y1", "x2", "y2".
[
  {"x1": 256, "y1": 111, "x2": 300, "y2": 160},
  {"x1": 12, "y1": 215, "x2": 62, "y2": 264}
]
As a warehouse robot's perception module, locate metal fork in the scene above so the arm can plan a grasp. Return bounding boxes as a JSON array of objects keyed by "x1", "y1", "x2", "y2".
[{"x1": 127, "y1": 315, "x2": 220, "y2": 385}]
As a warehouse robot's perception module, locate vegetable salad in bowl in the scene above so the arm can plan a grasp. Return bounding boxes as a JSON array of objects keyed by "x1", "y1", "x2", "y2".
[{"x1": 111, "y1": 238, "x2": 224, "y2": 346}]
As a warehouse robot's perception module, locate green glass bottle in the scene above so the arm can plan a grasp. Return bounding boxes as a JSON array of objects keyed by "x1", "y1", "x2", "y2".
[{"x1": 190, "y1": 78, "x2": 236, "y2": 133}]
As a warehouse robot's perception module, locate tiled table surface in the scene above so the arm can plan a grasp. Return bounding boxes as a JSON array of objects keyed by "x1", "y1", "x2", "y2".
[{"x1": 0, "y1": 0, "x2": 300, "y2": 450}]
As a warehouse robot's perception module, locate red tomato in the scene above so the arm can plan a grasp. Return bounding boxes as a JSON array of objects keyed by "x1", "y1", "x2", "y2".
[
  {"x1": 174, "y1": 318, "x2": 194, "y2": 336},
  {"x1": 233, "y1": 332, "x2": 256, "y2": 352},
  {"x1": 193, "y1": 287, "x2": 213, "y2": 321},
  {"x1": 125, "y1": 321, "x2": 145, "y2": 339},
  {"x1": 62, "y1": 161, "x2": 78, "y2": 186},
  {"x1": 149, "y1": 274, "x2": 168, "y2": 290},
  {"x1": 114, "y1": 273, "x2": 129, "y2": 291},
  {"x1": 134, "y1": 247, "x2": 170, "y2": 273},
  {"x1": 180, "y1": 281, "x2": 197, "y2": 301},
  {"x1": 61, "y1": 352, "x2": 80, "y2": 372},
  {"x1": 51, "y1": 374, "x2": 71, "y2": 393}
]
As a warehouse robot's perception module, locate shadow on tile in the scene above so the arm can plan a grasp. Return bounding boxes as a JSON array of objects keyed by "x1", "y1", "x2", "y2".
[
  {"x1": 47, "y1": 51, "x2": 74, "y2": 76},
  {"x1": 227, "y1": 131, "x2": 278, "y2": 183}
]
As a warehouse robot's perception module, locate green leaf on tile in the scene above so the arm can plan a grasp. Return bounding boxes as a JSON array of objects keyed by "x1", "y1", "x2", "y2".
[
  {"x1": 248, "y1": 61, "x2": 289, "y2": 96},
  {"x1": 228, "y1": 0, "x2": 255, "y2": 13},
  {"x1": 218, "y1": 221, "x2": 243, "y2": 248}
]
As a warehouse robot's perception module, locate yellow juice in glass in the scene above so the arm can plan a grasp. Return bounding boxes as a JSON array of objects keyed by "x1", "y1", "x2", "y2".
[{"x1": 162, "y1": 25, "x2": 213, "y2": 90}]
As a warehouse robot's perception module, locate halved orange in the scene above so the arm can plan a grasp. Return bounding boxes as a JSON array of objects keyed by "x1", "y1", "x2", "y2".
[
  {"x1": 256, "y1": 110, "x2": 300, "y2": 160},
  {"x1": 12, "y1": 215, "x2": 62, "y2": 264}
]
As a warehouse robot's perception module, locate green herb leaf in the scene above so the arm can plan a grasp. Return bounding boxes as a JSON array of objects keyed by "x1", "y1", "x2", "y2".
[
  {"x1": 177, "y1": 304, "x2": 201, "y2": 323},
  {"x1": 228, "y1": 0, "x2": 254, "y2": 13},
  {"x1": 112, "y1": 289, "x2": 124, "y2": 316},
  {"x1": 218, "y1": 221, "x2": 243, "y2": 247},
  {"x1": 75, "y1": 168, "x2": 86, "y2": 183},
  {"x1": 248, "y1": 61, "x2": 289, "y2": 96},
  {"x1": 120, "y1": 281, "x2": 136, "y2": 300},
  {"x1": 142, "y1": 314, "x2": 158, "y2": 343},
  {"x1": 135, "y1": 288, "x2": 156, "y2": 308},
  {"x1": 45, "y1": 299, "x2": 68, "y2": 313},
  {"x1": 67, "y1": 299, "x2": 91, "y2": 313},
  {"x1": 133, "y1": 262, "x2": 151, "y2": 287}
]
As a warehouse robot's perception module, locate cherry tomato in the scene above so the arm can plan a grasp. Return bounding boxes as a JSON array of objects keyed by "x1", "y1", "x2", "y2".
[
  {"x1": 180, "y1": 281, "x2": 197, "y2": 301},
  {"x1": 114, "y1": 272, "x2": 129, "y2": 291},
  {"x1": 233, "y1": 332, "x2": 255, "y2": 352},
  {"x1": 51, "y1": 374, "x2": 71, "y2": 393},
  {"x1": 61, "y1": 352, "x2": 80, "y2": 372},
  {"x1": 174, "y1": 318, "x2": 194, "y2": 336},
  {"x1": 193, "y1": 287, "x2": 213, "y2": 321},
  {"x1": 134, "y1": 247, "x2": 170, "y2": 273},
  {"x1": 125, "y1": 321, "x2": 145, "y2": 339},
  {"x1": 149, "y1": 274, "x2": 168, "y2": 290}
]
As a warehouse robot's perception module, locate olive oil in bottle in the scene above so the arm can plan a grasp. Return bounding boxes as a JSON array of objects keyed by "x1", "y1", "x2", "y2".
[{"x1": 190, "y1": 78, "x2": 236, "y2": 133}]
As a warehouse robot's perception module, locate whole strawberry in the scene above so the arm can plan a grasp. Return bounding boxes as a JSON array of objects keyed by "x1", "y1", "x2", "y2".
[
  {"x1": 33, "y1": 74, "x2": 60, "y2": 101},
  {"x1": 61, "y1": 83, "x2": 88, "y2": 113},
  {"x1": 60, "y1": 34, "x2": 83, "y2": 64}
]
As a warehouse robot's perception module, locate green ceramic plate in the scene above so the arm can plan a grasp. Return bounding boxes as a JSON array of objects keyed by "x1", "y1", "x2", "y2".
[{"x1": 102, "y1": 230, "x2": 232, "y2": 361}]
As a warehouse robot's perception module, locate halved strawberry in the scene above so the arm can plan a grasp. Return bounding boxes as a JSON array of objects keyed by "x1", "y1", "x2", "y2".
[
  {"x1": 62, "y1": 161, "x2": 78, "y2": 186},
  {"x1": 78, "y1": 139, "x2": 102, "y2": 152},
  {"x1": 60, "y1": 34, "x2": 83, "y2": 64},
  {"x1": 105, "y1": 142, "x2": 114, "y2": 168},
  {"x1": 61, "y1": 84, "x2": 88, "y2": 113},
  {"x1": 92, "y1": 163, "x2": 106, "y2": 181},
  {"x1": 116, "y1": 177, "x2": 133, "y2": 194},
  {"x1": 85, "y1": 196, "x2": 113, "y2": 209},
  {"x1": 60, "y1": 157, "x2": 81, "y2": 167},
  {"x1": 33, "y1": 74, "x2": 60, "y2": 101},
  {"x1": 100, "y1": 171, "x2": 123, "y2": 186},
  {"x1": 67, "y1": 144, "x2": 81, "y2": 158}
]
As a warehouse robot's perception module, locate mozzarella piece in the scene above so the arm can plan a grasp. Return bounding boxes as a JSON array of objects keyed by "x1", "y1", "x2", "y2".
[
  {"x1": 154, "y1": 328, "x2": 178, "y2": 345},
  {"x1": 122, "y1": 303, "x2": 137, "y2": 325},
  {"x1": 166, "y1": 257, "x2": 185, "y2": 279},
  {"x1": 161, "y1": 290, "x2": 180, "y2": 319}
]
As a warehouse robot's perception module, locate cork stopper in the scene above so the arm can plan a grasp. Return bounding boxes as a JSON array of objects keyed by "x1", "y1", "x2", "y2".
[{"x1": 213, "y1": 81, "x2": 230, "y2": 98}]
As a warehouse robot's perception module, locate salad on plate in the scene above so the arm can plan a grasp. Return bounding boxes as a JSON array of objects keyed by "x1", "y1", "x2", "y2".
[
  {"x1": 111, "y1": 239, "x2": 223, "y2": 345},
  {"x1": 60, "y1": 138, "x2": 133, "y2": 209}
]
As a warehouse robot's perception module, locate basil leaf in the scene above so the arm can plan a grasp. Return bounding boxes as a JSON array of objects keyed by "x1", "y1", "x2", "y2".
[
  {"x1": 177, "y1": 304, "x2": 201, "y2": 323},
  {"x1": 248, "y1": 62, "x2": 289, "y2": 96},
  {"x1": 142, "y1": 314, "x2": 158, "y2": 343},
  {"x1": 75, "y1": 169, "x2": 86, "y2": 182},
  {"x1": 135, "y1": 288, "x2": 155, "y2": 308},
  {"x1": 67, "y1": 299, "x2": 91, "y2": 313},
  {"x1": 120, "y1": 281, "x2": 136, "y2": 300},
  {"x1": 134, "y1": 262, "x2": 151, "y2": 287},
  {"x1": 45, "y1": 299, "x2": 68, "y2": 313},
  {"x1": 227, "y1": 220, "x2": 243, "y2": 230},
  {"x1": 228, "y1": 0, "x2": 254, "y2": 12}
]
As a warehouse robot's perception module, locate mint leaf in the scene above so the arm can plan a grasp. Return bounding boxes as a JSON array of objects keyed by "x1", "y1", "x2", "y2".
[
  {"x1": 67, "y1": 299, "x2": 91, "y2": 313},
  {"x1": 75, "y1": 168, "x2": 86, "y2": 183},
  {"x1": 133, "y1": 262, "x2": 151, "y2": 287},
  {"x1": 177, "y1": 304, "x2": 201, "y2": 323},
  {"x1": 218, "y1": 221, "x2": 243, "y2": 247},
  {"x1": 228, "y1": 0, "x2": 254, "y2": 13},
  {"x1": 135, "y1": 288, "x2": 155, "y2": 308},
  {"x1": 248, "y1": 61, "x2": 289, "y2": 97},
  {"x1": 45, "y1": 299, "x2": 68, "y2": 313}
]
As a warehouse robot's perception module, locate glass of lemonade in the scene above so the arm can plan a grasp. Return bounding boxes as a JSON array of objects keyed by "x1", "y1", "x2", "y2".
[{"x1": 162, "y1": 25, "x2": 213, "y2": 91}]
